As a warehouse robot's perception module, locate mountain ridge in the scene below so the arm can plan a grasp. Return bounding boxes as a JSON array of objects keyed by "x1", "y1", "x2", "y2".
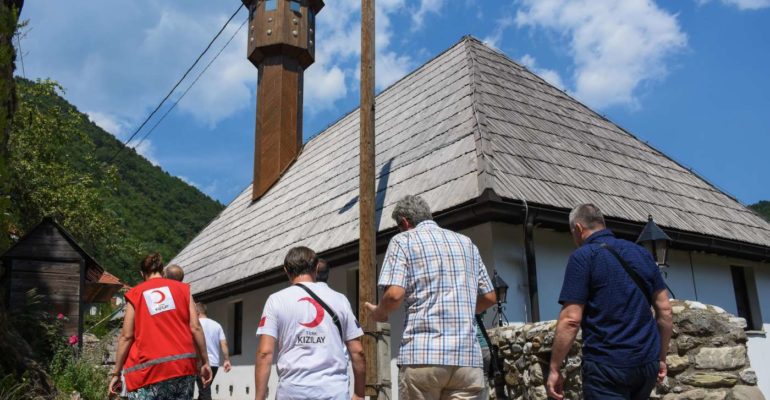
[{"x1": 9, "y1": 78, "x2": 224, "y2": 283}]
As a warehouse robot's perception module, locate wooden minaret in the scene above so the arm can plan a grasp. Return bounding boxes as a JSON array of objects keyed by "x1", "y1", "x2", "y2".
[{"x1": 243, "y1": 0, "x2": 324, "y2": 200}]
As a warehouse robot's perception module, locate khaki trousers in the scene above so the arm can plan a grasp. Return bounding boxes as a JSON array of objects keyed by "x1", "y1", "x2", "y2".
[{"x1": 399, "y1": 365, "x2": 487, "y2": 400}]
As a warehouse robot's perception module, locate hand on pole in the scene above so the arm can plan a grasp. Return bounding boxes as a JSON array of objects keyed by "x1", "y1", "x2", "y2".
[{"x1": 364, "y1": 302, "x2": 387, "y2": 322}]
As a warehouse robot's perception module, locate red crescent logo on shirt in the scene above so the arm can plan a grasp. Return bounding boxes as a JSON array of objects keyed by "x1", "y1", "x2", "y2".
[
  {"x1": 150, "y1": 290, "x2": 166, "y2": 304},
  {"x1": 297, "y1": 297, "x2": 325, "y2": 328},
  {"x1": 259, "y1": 316, "x2": 266, "y2": 328}
]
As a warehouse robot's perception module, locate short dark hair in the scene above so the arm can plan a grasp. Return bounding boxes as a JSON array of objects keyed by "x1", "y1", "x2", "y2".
[
  {"x1": 316, "y1": 258, "x2": 329, "y2": 283},
  {"x1": 283, "y1": 246, "x2": 318, "y2": 278},
  {"x1": 141, "y1": 253, "x2": 164, "y2": 276},
  {"x1": 569, "y1": 203, "x2": 606, "y2": 230}
]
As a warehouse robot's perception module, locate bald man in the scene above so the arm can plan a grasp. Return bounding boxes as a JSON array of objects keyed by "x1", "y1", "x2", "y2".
[{"x1": 165, "y1": 264, "x2": 185, "y2": 282}]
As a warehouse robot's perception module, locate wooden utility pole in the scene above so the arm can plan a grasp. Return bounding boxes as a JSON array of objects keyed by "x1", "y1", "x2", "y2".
[{"x1": 359, "y1": 0, "x2": 378, "y2": 397}]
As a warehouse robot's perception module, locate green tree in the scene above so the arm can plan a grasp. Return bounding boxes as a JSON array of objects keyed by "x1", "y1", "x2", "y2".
[
  {"x1": 8, "y1": 80, "x2": 128, "y2": 263},
  {"x1": 0, "y1": 0, "x2": 24, "y2": 252},
  {"x1": 8, "y1": 78, "x2": 223, "y2": 284},
  {"x1": 749, "y1": 201, "x2": 770, "y2": 222}
]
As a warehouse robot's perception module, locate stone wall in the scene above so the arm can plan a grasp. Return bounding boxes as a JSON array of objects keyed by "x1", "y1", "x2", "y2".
[{"x1": 490, "y1": 300, "x2": 765, "y2": 400}]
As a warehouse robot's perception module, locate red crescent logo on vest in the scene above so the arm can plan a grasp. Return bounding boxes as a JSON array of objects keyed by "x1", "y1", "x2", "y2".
[
  {"x1": 297, "y1": 297, "x2": 325, "y2": 328},
  {"x1": 259, "y1": 316, "x2": 266, "y2": 328},
  {"x1": 150, "y1": 290, "x2": 166, "y2": 304}
]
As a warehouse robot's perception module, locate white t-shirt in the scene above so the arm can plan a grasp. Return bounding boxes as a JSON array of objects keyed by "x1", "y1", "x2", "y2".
[
  {"x1": 200, "y1": 317, "x2": 226, "y2": 367},
  {"x1": 257, "y1": 282, "x2": 363, "y2": 400}
]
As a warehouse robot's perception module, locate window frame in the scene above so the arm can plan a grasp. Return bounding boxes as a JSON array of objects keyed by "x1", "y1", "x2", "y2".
[
  {"x1": 730, "y1": 265, "x2": 763, "y2": 331},
  {"x1": 231, "y1": 301, "x2": 243, "y2": 356}
]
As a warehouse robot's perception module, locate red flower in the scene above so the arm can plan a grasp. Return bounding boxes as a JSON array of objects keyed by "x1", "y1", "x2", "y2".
[
  {"x1": 57, "y1": 313, "x2": 64, "y2": 320},
  {"x1": 68, "y1": 335, "x2": 79, "y2": 346}
]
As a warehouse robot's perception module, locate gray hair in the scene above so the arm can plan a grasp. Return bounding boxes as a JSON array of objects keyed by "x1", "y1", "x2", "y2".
[
  {"x1": 392, "y1": 195, "x2": 432, "y2": 226},
  {"x1": 569, "y1": 203, "x2": 606, "y2": 230}
]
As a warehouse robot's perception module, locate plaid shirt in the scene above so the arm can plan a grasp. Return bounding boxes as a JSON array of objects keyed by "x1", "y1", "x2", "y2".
[{"x1": 378, "y1": 220, "x2": 494, "y2": 367}]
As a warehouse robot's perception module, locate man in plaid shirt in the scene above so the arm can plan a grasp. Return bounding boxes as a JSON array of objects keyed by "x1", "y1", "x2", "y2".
[{"x1": 365, "y1": 195, "x2": 497, "y2": 400}]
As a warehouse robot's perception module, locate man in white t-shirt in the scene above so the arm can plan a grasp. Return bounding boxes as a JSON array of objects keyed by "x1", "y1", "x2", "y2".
[
  {"x1": 195, "y1": 302, "x2": 231, "y2": 400},
  {"x1": 255, "y1": 247, "x2": 365, "y2": 400}
]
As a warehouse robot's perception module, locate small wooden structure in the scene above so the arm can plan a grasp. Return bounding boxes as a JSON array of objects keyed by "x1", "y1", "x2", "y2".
[{"x1": 1, "y1": 217, "x2": 122, "y2": 341}]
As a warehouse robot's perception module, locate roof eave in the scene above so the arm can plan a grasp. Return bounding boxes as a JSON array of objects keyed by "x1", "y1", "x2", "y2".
[{"x1": 193, "y1": 189, "x2": 770, "y2": 303}]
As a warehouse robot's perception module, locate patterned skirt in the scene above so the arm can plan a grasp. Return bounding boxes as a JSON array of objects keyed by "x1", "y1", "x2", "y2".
[{"x1": 127, "y1": 375, "x2": 195, "y2": 400}]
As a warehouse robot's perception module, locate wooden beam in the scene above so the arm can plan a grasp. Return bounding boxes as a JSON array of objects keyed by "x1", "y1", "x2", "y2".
[{"x1": 359, "y1": 0, "x2": 378, "y2": 396}]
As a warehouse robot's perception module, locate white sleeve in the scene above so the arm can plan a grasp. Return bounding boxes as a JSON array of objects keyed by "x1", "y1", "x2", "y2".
[
  {"x1": 218, "y1": 324, "x2": 226, "y2": 341},
  {"x1": 256, "y1": 296, "x2": 279, "y2": 338}
]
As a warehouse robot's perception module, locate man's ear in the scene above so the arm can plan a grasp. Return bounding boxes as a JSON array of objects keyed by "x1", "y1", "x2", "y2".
[
  {"x1": 574, "y1": 223, "x2": 584, "y2": 236},
  {"x1": 400, "y1": 217, "x2": 411, "y2": 230}
]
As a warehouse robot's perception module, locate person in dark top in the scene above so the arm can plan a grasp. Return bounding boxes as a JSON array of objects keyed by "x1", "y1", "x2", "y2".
[{"x1": 547, "y1": 204, "x2": 673, "y2": 400}]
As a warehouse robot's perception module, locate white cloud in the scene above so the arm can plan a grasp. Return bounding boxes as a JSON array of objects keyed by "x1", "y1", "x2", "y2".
[
  {"x1": 412, "y1": 0, "x2": 446, "y2": 30},
  {"x1": 86, "y1": 111, "x2": 125, "y2": 136},
  {"x1": 132, "y1": 139, "x2": 159, "y2": 166},
  {"x1": 21, "y1": 2, "x2": 255, "y2": 129},
  {"x1": 305, "y1": 65, "x2": 348, "y2": 113},
  {"x1": 22, "y1": 0, "x2": 416, "y2": 143},
  {"x1": 519, "y1": 54, "x2": 566, "y2": 90},
  {"x1": 377, "y1": 51, "x2": 413, "y2": 89},
  {"x1": 301, "y1": 0, "x2": 414, "y2": 110},
  {"x1": 698, "y1": 0, "x2": 770, "y2": 9},
  {"x1": 516, "y1": 0, "x2": 687, "y2": 109},
  {"x1": 482, "y1": 16, "x2": 514, "y2": 51}
]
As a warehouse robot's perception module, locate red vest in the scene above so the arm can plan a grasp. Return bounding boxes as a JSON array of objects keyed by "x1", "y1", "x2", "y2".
[{"x1": 123, "y1": 278, "x2": 197, "y2": 391}]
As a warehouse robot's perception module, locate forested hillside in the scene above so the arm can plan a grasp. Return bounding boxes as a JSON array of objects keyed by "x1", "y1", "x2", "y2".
[
  {"x1": 750, "y1": 201, "x2": 770, "y2": 222},
  {"x1": 7, "y1": 78, "x2": 223, "y2": 283}
]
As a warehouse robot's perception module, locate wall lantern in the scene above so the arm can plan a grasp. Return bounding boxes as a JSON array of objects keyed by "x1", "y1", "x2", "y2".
[
  {"x1": 493, "y1": 270, "x2": 509, "y2": 327},
  {"x1": 636, "y1": 215, "x2": 672, "y2": 268}
]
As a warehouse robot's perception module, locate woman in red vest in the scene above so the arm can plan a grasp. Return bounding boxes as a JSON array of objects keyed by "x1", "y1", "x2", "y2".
[{"x1": 109, "y1": 253, "x2": 212, "y2": 399}]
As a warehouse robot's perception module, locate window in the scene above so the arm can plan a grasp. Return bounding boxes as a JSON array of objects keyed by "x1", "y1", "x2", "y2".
[
  {"x1": 290, "y1": 0, "x2": 301, "y2": 14},
  {"x1": 264, "y1": 0, "x2": 277, "y2": 11},
  {"x1": 730, "y1": 266, "x2": 762, "y2": 331},
  {"x1": 231, "y1": 301, "x2": 243, "y2": 355}
]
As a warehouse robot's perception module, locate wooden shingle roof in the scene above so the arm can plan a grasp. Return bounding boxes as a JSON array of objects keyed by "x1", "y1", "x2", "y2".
[{"x1": 171, "y1": 37, "x2": 770, "y2": 295}]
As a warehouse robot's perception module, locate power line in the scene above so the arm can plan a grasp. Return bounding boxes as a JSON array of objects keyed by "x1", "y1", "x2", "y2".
[
  {"x1": 15, "y1": 32, "x2": 26, "y2": 78},
  {"x1": 131, "y1": 17, "x2": 248, "y2": 153},
  {"x1": 108, "y1": 3, "x2": 244, "y2": 163}
]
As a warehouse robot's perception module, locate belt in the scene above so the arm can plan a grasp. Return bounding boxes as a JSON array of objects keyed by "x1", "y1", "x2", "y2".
[{"x1": 124, "y1": 353, "x2": 197, "y2": 374}]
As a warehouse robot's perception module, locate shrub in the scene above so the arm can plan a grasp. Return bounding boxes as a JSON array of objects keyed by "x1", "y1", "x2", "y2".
[{"x1": 50, "y1": 345, "x2": 108, "y2": 400}]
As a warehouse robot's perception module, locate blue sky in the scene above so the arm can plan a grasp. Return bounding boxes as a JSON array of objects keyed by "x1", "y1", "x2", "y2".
[{"x1": 18, "y1": 0, "x2": 770, "y2": 206}]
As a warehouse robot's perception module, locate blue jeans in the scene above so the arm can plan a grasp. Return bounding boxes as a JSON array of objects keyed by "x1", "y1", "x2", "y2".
[{"x1": 582, "y1": 360, "x2": 658, "y2": 400}]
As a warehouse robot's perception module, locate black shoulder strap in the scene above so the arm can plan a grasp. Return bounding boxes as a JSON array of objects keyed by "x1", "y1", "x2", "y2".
[
  {"x1": 475, "y1": 314, "x2": 510, "y2": 400},
  {"x1": 294, "y1": 283, "x2": 344, "y2": 340},
  {"x1": 599, "y1": 243, "x2": 652, "y2": 305}
]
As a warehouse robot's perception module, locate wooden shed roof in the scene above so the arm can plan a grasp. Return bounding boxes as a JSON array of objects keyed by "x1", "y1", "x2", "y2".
[
  {"x1": 2, "y1": 218, "x2": 126, "y2": 302},
  {"x1": 171, "y1": 37, "x2": 770, "y2": 296}
]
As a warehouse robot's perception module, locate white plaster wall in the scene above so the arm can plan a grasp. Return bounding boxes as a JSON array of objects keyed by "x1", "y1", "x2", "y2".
[
  {"x1": 532, "y1": 229, "x2": 575, "y2": 321},
  {"x1": 748, "y1": 266, "x2": 770, "y2": 396},
  {"x1": 199, "y1": 284, "x2": 274, "y2": 399},
  {"x1": 489, "y1": 222, "x2": 529, "y2": 325}
]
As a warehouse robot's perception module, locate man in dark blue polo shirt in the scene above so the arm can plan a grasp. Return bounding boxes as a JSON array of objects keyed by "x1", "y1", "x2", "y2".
[{"x1": 547, "y1": 204, "x2": 673, "y2": 400}]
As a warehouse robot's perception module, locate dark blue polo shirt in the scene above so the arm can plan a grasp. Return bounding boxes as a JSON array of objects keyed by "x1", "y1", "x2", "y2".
[{"x1": 558, "y1": 229, "x2": 666, "y2": 367}]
